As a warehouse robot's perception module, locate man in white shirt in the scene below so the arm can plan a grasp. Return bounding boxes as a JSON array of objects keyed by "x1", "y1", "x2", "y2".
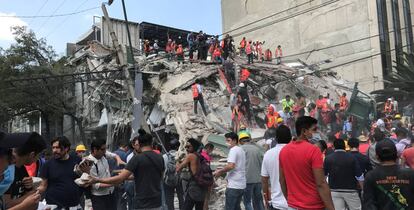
[
  {"x1": 214, "y1": 132, "x2": 246, "y2": 210},
  {"x1": 261, "y1": 125, "x2": 291, "y2": 210},
  {"x1": 88, "y1": 139, "x2": 116, "y2": 210}
]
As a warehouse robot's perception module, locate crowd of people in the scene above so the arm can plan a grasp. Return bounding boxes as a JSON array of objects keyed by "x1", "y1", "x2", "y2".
[{"x1": 143, "y1": 32, "x2": 285, "y2": 66}]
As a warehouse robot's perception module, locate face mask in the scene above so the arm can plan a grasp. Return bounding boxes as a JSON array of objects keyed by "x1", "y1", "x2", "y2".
[{"x1": 0, "y1": 164, "x2": 15, "y2": 196}]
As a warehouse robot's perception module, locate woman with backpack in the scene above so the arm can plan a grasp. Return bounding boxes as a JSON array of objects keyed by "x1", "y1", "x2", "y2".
[{"x1": 176, "y1": 138, "x2": 214, "y2": 210}]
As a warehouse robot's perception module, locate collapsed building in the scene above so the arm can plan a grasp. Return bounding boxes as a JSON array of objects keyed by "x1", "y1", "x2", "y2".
[{"x1": 65, "y1": 16, "x2": 364, "y2": 209}]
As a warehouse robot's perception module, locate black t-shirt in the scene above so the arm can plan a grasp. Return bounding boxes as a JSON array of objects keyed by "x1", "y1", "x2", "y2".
[
  {"x1": 5, "y1": 165, "x2": 29, "y2": 199},
  {"x1": 350, "y1": 151, "x2": 372, "y2": 175},
  {"x1": 40, "y1": 155, "x2": 82, "y2": 208},
  {"x1": 363, "y1": 165, "x2": 414, "y2": 210},
  {"x1": 125, "y1": 150, "x2": 164, "y2": 209},
  {"x1": 324, "y1": 151, "x2": 362, "y2": 190}
]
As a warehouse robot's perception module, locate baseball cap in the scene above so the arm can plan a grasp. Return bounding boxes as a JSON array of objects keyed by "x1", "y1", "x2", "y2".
[
  {"x1": 375, "y1": 140, "x2": 397, "y2": 161},
  {"x1": 0, "y1": 132, "x2": 41, "y2": 149}
]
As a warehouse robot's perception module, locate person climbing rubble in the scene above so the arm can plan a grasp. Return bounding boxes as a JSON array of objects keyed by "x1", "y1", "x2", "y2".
[
  {"x1": 339, "y1": 92, "x2": 349, "y2": 111},
  {"x1": 275, "y1": 45, "x2": 283, "y2": 64},
  {"x1": 237, "y1": 82, "x2": 251, "y2": 123},
  {"x1": 239, "y1": 37, "x2": 247, "y2": 55},
  {"x1": 246, "y1": 41, "x2": 253, "y2": 64},
  {"x1": 192, "y1": 79, "x2": 208, "y2": 116},
  {"x1": 240, "y1": 68, "x2": 250, "y2": 83},
  {"x1": 176, "y1": 44, "x2": 184, "y2": 64}
]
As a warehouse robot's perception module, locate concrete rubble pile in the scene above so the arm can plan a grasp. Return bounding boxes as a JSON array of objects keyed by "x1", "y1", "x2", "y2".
[{"x1": 69, "y1": 42, "x2": 353, "y2": 209}]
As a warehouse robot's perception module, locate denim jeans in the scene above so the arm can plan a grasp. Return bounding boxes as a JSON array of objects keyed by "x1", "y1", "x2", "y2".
[
  {"x1": 243, "y1": 183, "x2": 264, "y2": 210},
  {"x1": 225, "y1": 188, "x2": 244, "y2": 210}
]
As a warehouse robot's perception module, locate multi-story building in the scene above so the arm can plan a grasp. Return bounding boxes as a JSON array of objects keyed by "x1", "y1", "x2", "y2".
[{"x1": 221, "y1": 0, "x2": 414, "y2": 93}]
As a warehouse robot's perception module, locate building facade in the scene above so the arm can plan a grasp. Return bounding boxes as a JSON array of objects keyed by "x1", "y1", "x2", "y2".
[{"x1": 221, "y1": 0, "x2": 414, "y2": 93}]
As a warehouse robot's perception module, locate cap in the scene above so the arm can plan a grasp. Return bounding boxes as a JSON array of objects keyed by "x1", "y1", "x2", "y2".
[
  {"x1": 0, "y1": 132, "x2": 41, "y2": 149},
  {"x1": 375, "y1": 140, "x2": 397, "y2": 159},
  {"x1": 76, "y1": 144, "x2": 87, "y2": 152},
  {"x1": 238, "y1": 132, "x2": 251, "y2": 141},
  {"x1": 358, "y1": 135, "x2": 368, "y2": 142}
]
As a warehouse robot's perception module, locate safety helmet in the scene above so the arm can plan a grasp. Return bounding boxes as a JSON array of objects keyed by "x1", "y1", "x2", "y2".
[
  {"x1": 277, "y1": 118, "x2": 284, "y2": 124},
  {"x1": 238, "y1": 132, "x2": 251, "y2": 141},
  {"x1": 395, "y1": 114, "x2": 402, "y2": 119},
  {"x1": 76, "y1": 144, "x2": 86, "y2": 152}
]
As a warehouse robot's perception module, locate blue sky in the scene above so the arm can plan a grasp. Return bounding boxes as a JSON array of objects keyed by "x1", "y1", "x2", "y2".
[{"x1": 0, "y1": 0, "x2": 222, "y2": 56}]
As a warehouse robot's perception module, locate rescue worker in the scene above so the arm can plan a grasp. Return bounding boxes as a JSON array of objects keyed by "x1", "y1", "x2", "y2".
[
  {"x1": 265, "y1": 104, "x2": 280, "y2": 129},
  {"x1": 144, "y1": 40, "x2": 151, "y2": 57},
  {"x1": 246, "y1": 41, "x2": 253, "y2": 64},
  {"x1": 176, "y1": 44, "x2": 184, "y2": 64},
  {"x1": 339, "y1": 92, "x2": 349, "y2": 111},
  {"x1": 240, "y1": 37, "x2": 247, "y2": 55},
  {"x1": 384, "y1": 98, "x2": 393, "y2": 115},
  {"x1": 75, "y1": 144, "x2": 87, "y2": 158},
  {"x1": 237, "y1": 82, "x2": 252, "y2": 123},
  {"x1": 240, "y1": 68, "x2": 250, "y2": 83},
  {"x1": 275, "y1": 45, "x2": 283, "y2": 64},
  {"x1": 280, "y1": 95, "x2": 295, "y2": 113},
  {"x1": 166, "y1": 39, "x2": 173, "y2": 60},
  {"x1": 192, "y1": 79, "x2": 208, "y2": 116},
  {"x1": 256, "y1": 41, "x2": 263, "y2": 61},
  {"x1": 264, "y1": 49, "x2": 272, "y2": 61},
  {"x1": 213, "y1": 46, "x2": 223, "y2": 63}
]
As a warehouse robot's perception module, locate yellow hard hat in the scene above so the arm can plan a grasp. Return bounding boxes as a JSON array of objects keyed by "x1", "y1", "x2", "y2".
[
  {"x1": 277, "y1": 118, "x2": 284, "y2": 123},
  {"x1": 395, "y1": 114, "x2": 401, "y2": 119},
  {"x1": 76, "y1": 144, "x2": 86, "y2": 152},
  {"x1": 238, "y1": 132, "x2": 250, "y2": 140}
]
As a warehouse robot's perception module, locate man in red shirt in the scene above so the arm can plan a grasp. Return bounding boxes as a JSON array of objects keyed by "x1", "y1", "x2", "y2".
[{"x1": 279, "y1": 116, "x2": 334, "y2": 210}]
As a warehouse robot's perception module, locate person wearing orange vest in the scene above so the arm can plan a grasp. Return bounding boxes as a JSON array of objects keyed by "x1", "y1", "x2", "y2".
[
  {"x1": 240, "y1": 68, "x2": 250, "y2": 83},
  {"x1": 166, "y1": 39, "x2": 173, "y2": 60},
  {"x1": 275, "y1": 45, "x2": 283, "y2": 64},
  {"x1": 339, "y1": 93, "x2": 349, "y2": 111},
  {"x1": 246, "y1": 41, "x2": 253, "y2": 64},
  {"x1": 265, "y1": 104, "x2": 280, "y2": 128},
  {"x1": 213, "y1": 46, "x2": 223, "y2": 63},
  {"x1": 384, "y1": 98, "x2": 393, "y2": 115},
  {"x1": 192, "y1": 79, "x2": 207, "y2": 116},
  {"x1": 176, "y1": 44, "x2": 184, "y2": 64},
  {"x1": 240, "y1": 37, "x2": 247, "y2": 55},
  {"x1": 264, "y1": 49, "x2": 272, "y2": 61}
]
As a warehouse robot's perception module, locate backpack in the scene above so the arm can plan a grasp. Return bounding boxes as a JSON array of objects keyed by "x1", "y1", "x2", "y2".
[
  {"x1": 164, "y1": 153, "x2": 178, "y2": 187},
  {"x1": 193, "y1": 154, "x2": 214, "y2": 187}
]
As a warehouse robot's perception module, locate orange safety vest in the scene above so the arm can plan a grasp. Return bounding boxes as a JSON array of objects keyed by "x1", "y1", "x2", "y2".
[
  {"x1": 266, "y1": 112, "x2": 280, "y2": 128},
  {"x1": 384, "y1": 102, "x2": 393, "y2": 113},
  {"x1": 192, "y1": 84, "x2": 199, "y2": 98},
  {"x1": 316, "y1": 99, "x2": 324, "y2": 109},
  {"x1": 240, "y1": 69, "x2": 250, "y2": 82},
  {"x1": 339, "y1": 96, "x2": 348, "y2": 111},
  {"x1": 240, "y1": 39, "x2": 246, "y2": 48},
  {"x1": 176, "y1": 46, "x2": 183, "y2": 55},
  {"x1": 265, "y1": 49, "x2": 272, "y2": 61},
  {"x1": 246, "y1": 43, "x2": 252, "y2": 54},
  {"x1": 213, "y1": 48, "x2": 222, "y2": 58},
  {"x1": 220, "y1": 40, "x2": 225, "y2": 49},
  {"x1": 275, "y1": 48, "x2": 283, "y2": 57}
]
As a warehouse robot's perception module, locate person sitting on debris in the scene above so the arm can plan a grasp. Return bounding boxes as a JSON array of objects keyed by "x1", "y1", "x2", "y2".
[
  {"x1": 246, "y1": 41, "x2": 253, "y2": 64},
  {"x1": 275, "y1": 45, "x2": 283, "y2": 64},
  {"x1": 192, "y1": 79, "x2": 208, "y2": 116}
]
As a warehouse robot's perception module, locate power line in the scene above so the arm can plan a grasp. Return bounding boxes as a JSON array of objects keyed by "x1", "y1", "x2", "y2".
[
  {"x1": 28, "y1": 0, "x2": 49, "y2": 25},
  {"x1": 37, "y1": 0, "x2": 68, "y2": 32},
  {"x1": 219, "y1": 0, "x2": 316, "y2": 36},
  {"x1": 230, "y1": 0, "x2": 340, "y2": 39},
  {"x1": 46, "y1": 0, "x2": 92, "y2": 38},
  {"x1": 0, "y1": 6, "x2": 99, "y2": 19}
]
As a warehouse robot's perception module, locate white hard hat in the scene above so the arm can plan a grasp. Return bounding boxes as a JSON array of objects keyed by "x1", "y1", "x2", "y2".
[{"x1": 239, "y1": 83, "x2": 245, "y2": 87}]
